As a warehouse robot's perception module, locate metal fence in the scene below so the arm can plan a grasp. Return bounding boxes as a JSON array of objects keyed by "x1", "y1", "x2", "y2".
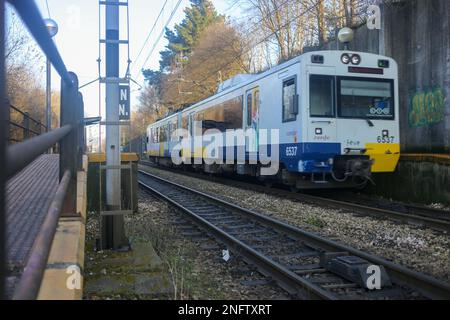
[
  {"x1": 8, "y1": 103, "x2": 48, "y2": 143},
  {"x1": 122, "y1": 135, "x2": 146, "y2": 158},
  {"x1": 1, "y1": 0, "x2": 85, "y2": 300}
]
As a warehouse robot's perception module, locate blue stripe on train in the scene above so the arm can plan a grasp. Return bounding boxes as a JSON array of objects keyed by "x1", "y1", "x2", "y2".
[
  {"x1": 280, "y1": 143, "x2": 341, "y2": 173},
  {"x1": 159, "y1": 142, "x2": 341, "y2": 174}
]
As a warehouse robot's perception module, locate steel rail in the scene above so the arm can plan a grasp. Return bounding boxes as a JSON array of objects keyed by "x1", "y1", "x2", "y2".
[
  {"x1": 139, "y1": 161, "x2": 450, "y2": 233},
  {"x1": 138, "y1": 170, "x2": 450, "y2": 300},
  {"x1": 6, "y1": 125, "x2": 73, "y2": 179},
  {"x1": 292, "y1": 193, "x2": 450, "y2": 233},
  {"x1": 138, "y1": 173, "x2": 336, "y2": 300},
  {"x1": 7, "y1": 0, "x2": 73, "y2": 86},
  {"x1": 12, "y1": 170, "x2": 72, "y2": 300}
]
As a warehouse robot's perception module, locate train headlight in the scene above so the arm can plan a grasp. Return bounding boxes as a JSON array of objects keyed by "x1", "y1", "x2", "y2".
[
  {"x1": 341, "y1": 54, "x2": 351, "y2": 64},
  {"x1": 351, "y1": 54, "x2": 361, "y2": 65}
]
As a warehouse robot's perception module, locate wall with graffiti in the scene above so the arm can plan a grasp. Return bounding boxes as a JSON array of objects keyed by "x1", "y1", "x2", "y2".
[
  {"x1": 321, "y1": 0, "x2": 450, "y2": 153},
  {"x1": 409, "y1": 87, "x2": 446, "y2": 127},
  {"x1": 383, "y1": 0, "x2": 450, "y2": 153}
]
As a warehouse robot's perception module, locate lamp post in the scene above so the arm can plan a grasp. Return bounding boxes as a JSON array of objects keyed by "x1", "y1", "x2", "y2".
[
  {"x1": 338, "y1": 27, "x2": 354, "y2": 50},
  {"x1": 43, "y1": 18, "x2": 58, "y2": 148}
]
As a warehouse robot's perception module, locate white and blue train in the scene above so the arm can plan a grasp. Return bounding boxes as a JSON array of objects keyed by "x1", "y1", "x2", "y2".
[{"x1": 146, "y1": 49, "x2": 400, "y2": 189}]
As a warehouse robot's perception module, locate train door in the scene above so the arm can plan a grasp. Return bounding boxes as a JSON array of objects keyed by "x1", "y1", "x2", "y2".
[
  {"x1": 245, "y1": 87, "x2": 260, "y2": 154},
  {"x1": 306, "y1": 67, "x2": 337, "y2": 143}
]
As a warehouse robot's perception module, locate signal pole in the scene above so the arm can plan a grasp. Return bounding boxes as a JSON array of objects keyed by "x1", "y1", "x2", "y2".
[{"x1": 102, "y1": 0, "x2": 127, "y2": 249}]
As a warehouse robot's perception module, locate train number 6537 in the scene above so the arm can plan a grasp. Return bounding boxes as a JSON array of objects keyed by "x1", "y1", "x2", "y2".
[
  {"x1": 286, "y1": 146, "x2": 298, "y2": 156},
  {"x1": 377, "y1": 136, "x2": 395, "y2": 144}
]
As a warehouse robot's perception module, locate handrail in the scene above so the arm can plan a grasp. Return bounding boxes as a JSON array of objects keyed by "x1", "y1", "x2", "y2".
[
  {"x1": 6, "y1": 0, "x2": 73, "y2": 86},
  {"x1": 1, "y1": 0, "x2": 85, "y2": 300},
  {"x1": 6, "y1": 125, "x2": 73, "y2": 179},
  {"x1": 12, "y1": 170, "x2": 72, "y2": 300}
]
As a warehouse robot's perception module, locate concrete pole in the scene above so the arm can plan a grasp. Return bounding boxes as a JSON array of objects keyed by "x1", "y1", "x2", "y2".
[{"x1": 103, "y1": 0, "x2": 126, "y2": 249}]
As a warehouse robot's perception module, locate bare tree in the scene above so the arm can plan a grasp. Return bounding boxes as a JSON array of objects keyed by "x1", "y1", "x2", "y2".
[{"x1": 5, "y1": 6, "x2": 46, "y2": 129}]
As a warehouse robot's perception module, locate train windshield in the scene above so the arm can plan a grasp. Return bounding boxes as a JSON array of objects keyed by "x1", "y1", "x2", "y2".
[{"x1": 337, "y1": 77, "x2": 394, "y2": 120}]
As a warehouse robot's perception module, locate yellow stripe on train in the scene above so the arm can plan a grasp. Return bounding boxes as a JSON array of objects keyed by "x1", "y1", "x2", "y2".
[{"x1": 365, "y1": 143, "x2": 401, "y2": 173}]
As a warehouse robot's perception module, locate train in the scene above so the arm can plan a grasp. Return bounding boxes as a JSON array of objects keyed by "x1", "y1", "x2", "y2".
[{"x1": 145, "y1": 49, "x2": 400, "y2": 189}]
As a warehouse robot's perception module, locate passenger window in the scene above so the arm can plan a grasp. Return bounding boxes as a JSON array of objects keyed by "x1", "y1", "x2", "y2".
[
  {"x1": 310, "y1": 75, "x2": 335, "y2": 117},
  {"x1": 247, "y1": 93, "x2": 252, "y2": 127},
  {"x1": 282, "y1": 78, "x2": 297, "y2": 122}
]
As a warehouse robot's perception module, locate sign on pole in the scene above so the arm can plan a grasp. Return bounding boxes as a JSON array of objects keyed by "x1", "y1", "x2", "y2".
[{"x1": 119, "y1": 85, "x2": 130, "y2": 120}]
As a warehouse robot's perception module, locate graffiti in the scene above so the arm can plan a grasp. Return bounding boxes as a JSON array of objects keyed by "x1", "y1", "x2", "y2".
[{"x1": 409, "y1": 87, "x2": 446, "y2": 127}]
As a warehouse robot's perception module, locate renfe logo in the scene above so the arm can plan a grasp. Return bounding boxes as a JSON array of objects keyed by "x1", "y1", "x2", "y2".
[{"x1": 367, "y1": 5, "x2": 381, "y2": 30}]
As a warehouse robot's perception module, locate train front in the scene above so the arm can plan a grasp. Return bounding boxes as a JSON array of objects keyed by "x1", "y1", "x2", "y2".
[{"x1": 302, "y1": 49, "x2": 400, "y2": 187}]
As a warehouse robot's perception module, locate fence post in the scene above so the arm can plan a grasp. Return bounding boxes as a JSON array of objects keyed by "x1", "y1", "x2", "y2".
[
  {"x1": 60, "y1": 72, "x2": 80, "y2": 215},
  {"x1": 5, "y1": 99, "x2": 10, "y2": 144},
  {"x1": 23, "y1": 112, "x2": 30, "y2": 140}
]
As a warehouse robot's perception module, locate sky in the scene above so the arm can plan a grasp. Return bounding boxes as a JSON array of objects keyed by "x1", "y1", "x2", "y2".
[{"x1": 29, "y1": 0, "x2": 241, "y2": 121}]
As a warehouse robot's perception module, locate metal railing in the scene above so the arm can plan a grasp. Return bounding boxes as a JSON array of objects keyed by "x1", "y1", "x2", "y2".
[
  {"x1": 1, "y1": 0, "x2": 85, "y2": 300},
  {"x1": 8, "y1": 104, "x2": 48, "y2": 143}
]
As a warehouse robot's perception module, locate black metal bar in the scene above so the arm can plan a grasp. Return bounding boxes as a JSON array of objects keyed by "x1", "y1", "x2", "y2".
[
  {"x1": 5, "y1": 99, "x2": 10, "y2": 144},
  {"x1": 23, "y1": 112, "x2": 30, "y2": 140},
  {"x1": 6, "y1": 125, "x2": 73, "y2": 179},
  {"x1": 10, "y1": 122, "x2": 42, "y2": 136},
  {"x1": 0, "y1": 0, "x2": 6, "y2": 299},
  {"x1": 84, "y1": 116, "x2": 102, "y2": 126},
  {"x1": 12, "y1": 170, "x2": 72, "y2": 300},
  {"x1": 7, "y1": 0, "x2": 72, "y2": 86}
]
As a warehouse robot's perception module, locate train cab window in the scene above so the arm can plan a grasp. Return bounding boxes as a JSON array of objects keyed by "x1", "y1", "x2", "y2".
[
  {"x1": 338, "y1": 78, "x2": 394, "y2": 119},
  {"x1": 282, "y1": 78, "x2": 297, "y2": 122},
  {"x1": 310, "y1": 75, "x2": 335, "y2": 117}
]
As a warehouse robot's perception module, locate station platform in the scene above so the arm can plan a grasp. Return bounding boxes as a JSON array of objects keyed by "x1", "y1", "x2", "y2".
[
  {"x1": 5, "y1": 154, "x2": 60, "y2": 297},
  {"x1": 4, "y1": 154, "x2": 87, "y2": 299}
]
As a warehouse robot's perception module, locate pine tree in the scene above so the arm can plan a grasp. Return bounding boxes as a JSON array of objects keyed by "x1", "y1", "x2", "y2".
[{"x1": 154, "y1": 0, "x2": 222, "y2": 73}]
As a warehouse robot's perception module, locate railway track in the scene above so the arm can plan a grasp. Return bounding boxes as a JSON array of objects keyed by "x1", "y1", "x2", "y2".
[
  {"x1": 138, "y1": 170, "x2": 450, "y2": 300},
  {"x1": 139, "y1": 161, "x2": 450, "y2": 233}
]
